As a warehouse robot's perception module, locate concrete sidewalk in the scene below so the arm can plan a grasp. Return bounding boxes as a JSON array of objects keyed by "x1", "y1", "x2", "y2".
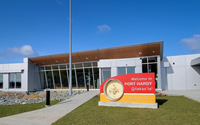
[
  {"x1": 0, "y1": 90, "x2": 99, "y2": 125},
  {"x1": 157, "y1": 90, "x2": 200, "y2": 103}
]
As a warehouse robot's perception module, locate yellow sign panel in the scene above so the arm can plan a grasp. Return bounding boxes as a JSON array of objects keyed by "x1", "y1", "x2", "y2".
[{"x1": 100, "y1": 94, "x2": 156, "y2": 104}]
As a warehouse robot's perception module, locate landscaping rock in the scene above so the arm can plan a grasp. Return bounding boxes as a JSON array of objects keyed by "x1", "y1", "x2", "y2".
[
  {"x1": 155, "y1": 92, "x2": 166, "y2": 97},
  {"x1": 0, "y1": 90, "x2": 86, "y2": 106}
]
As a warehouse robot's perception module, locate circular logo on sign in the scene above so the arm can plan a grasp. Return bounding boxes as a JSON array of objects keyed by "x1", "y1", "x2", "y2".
[{"x1": 104, "y1": 79, "x2": 124, "y2": 101}]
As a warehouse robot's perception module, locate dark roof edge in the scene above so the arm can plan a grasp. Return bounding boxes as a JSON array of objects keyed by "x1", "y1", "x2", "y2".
[
  {"x1": 159, "y1": 41, "x2": 163, "y2": 60},
  {"x1": 29, "y1": 40, "x2": 164, "y2": 59}
]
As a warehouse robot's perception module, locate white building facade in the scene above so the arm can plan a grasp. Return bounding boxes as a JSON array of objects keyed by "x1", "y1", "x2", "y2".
[
  {"x1": 0, "y1": 41, "x2": 199, "y2": 92},
  {"x1": 161, "y1": 54, "x2": 200, "y2": 90}
]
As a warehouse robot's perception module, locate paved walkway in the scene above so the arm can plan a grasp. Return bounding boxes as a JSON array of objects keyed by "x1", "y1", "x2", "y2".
[
  {"x1": 0, "y1": 90, "x2": 99, "y2": 125},
  {"x1": 157, "y1": 90, "x2": 200, "y2": 103}
]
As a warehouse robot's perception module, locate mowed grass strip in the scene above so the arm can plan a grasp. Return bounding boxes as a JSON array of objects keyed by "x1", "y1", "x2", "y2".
[
  {"x1": 53, "y1": 96, "x2": 200, "y2": 125},
  {"x1": 0, "y1": 100, "x2": 60, "y2": 118}
]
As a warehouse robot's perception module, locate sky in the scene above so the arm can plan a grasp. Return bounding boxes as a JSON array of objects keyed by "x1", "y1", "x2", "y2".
[{"x1": 0, "y1": 0, "x2": 200, "y2": 64}]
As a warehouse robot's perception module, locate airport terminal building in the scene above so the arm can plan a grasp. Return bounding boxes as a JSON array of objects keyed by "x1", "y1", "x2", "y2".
[{"x1": 0, "y1": 41, "x2": 200, "y2": 92}]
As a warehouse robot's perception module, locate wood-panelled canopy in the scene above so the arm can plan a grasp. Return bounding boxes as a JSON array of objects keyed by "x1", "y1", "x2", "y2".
[{"x1": 29, "y1": 41, "x2": 163, "y2": 66}]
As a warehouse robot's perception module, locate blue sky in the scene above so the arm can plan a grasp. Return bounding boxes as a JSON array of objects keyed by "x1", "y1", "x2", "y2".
[{"x1": 0, "y1": 0, "x2": 200, "y2": 64}]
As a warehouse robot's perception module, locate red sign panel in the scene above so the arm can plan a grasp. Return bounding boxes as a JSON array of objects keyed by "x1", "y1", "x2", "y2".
[{"x1": 100, "y1": 73, "x2": 155, "y2": 94}]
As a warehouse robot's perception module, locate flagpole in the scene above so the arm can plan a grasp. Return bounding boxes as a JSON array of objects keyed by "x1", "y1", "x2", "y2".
[{"x1": 69, "y1": 0, "x2": 72, "y2": 96}]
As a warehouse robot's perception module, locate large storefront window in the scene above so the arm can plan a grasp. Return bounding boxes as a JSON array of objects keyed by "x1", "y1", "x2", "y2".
[
  {"x1": 39, "y1": 71, "x2": 46, "y2": 89},
  {"x1": 85, "y1": 68, "x2": 94, "y2": 89},
  {"x1": 71, "y1": 69, "x2": 77, "y2": 88},
  {"x1": 93, "y1": 68, "x2": 99, "y2": 89},
  {"x1": 76, "y1": 69, "x2": 85, "y2": 89},
  {"x1": 60, "y1": 70, "x2": 68, "y2": 89},
  {"x1": 46, "y1": 71, "x2": 54, "y2": 89},
  {"x1": 0, "y1": 74, "x2": 3, "y2": 89},
  {"x1": 9, "y1": 73, "x2": 21, "y2": 89},
  {"x1": 38, "y1": 61, "x2": 99, "y2": 89},
  {"x1": 53, "y1": 71, "x2": 61, "y2": 89},
  {"x1": 142, "y1": 56, "x2": 158, "y2": 88}
]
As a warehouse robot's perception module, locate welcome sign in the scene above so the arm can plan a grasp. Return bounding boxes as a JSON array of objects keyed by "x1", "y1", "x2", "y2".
[{"x1": 99, "y1": 73, "x2": 158, "y2": 108}]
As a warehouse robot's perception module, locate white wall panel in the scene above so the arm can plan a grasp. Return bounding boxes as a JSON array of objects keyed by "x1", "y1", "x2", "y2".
[
  {"x1": 170, "y1": 56, "x2": 186, "y2": 67},
  {"x1": 0, "y1": 64, "x2": 24, "y2": 73},
  {"x1": 0, "y1": 65, "x2": 3, "y2": 70},
  {"x1": 161, "y1": 54, "x2": 200, "y2": 90},
  {"x1": 23, "y1": 58, "x2": 28, "y2": 63},
  {"x1": 161, "y1": 67, "x2": 166, "y2": 90},
  {"x1": 21, "y1": 71, "x2": 27, "y2": 91},
  {"x1": 111, "y1": 61, "x2": 117, "y2": 67},
  {"x1": 135, "y1": 60, "x2": 142, "y2": 66},
  {"x1": 135, "y1": 66, "x2": 142, "y2": 73},
  {"x1": 111, "y1": 67, "x2": 117, "y2": 77},
  {"x1": 98, "y1": 61, "x2": 111, "y2": 68},
  {"x1": 116, "y1": 60, "x2": 136, "y2": 67},
  {"x1": 27, "y1": 59, "x2": 40, "y2": 91},
  {"x1": 186, "y1": 66, "x2": 200, "y2": 90},
  {"x1": 8, "y1": 64, "x2": 23, "y2": 70},
  {"x1": 166, "y1": 67, "x2": 173, "y2": 90},
  {"x1": 3, "y1": 64, "x2": 9, "y2": 70},
  {"x1": 171, "y1": 67, "x2": 187, "y2": 90},
  {"x1": 3, "y1": 74, "x2": 9, "y2": 90}
]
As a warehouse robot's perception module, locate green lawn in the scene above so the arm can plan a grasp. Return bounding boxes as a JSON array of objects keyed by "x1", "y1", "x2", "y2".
[
  {"x1": 0, "y1": 100, "x2": 60, "y2": 118},
  {"x1": 53, "y1": 96, "x2": 200, "y2": 125}
]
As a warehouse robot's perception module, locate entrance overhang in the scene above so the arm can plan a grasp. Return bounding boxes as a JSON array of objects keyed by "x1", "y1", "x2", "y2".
[
  {"x1": 29, "y1": 41, "x2": 163, "y2": 66},
  {"x1": 191, "y1": 57, "x2": 200, "y2": 66}
]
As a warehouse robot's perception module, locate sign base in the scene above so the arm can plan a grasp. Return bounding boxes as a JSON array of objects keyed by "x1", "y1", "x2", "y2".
[{"x1": 98, "y1": 101, "x2": 158, "y2": 109}]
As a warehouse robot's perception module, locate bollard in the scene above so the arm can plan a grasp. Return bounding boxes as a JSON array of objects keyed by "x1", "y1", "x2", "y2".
[
  {"x1": 87, "y1": 84, "x2": 89, "y2": 91},
  {"x1": 46, "y1": 89, "x2": 50, "y2": 107}
]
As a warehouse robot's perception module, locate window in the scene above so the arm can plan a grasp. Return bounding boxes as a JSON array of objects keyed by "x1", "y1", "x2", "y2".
[
  {"x1": 117, "y1": 67, "x2": 135, "y2": 75},
  {"x1": 0, "y1": 74, "x2": 3, "y2": 89},
  {"x1": 9, "y1": 73, "x2": 21, "y2": 89},
  {"x1": 52, "y1": 65, "x2": 59, "y2": 70},
  {"x1": 16, "y1": 73, "x2": 21, "y2": 88},
  {"x1": 75, "y1": 63, "x2": 82, "y2": 68},
  {"x1": 38, "y1": 61, "x2": 99, "y2": 89},
  {"x1": 101, "y1": 68, "x2": 111, "y2": 82},
  {"x1": 53, "y1": 71, "x2": 61, "y2": 89},
  {"x1": 39, "y1": 71, "x2": 46, "y2": 89},
  {"x1": 84, "y1": 62, "x2": 92, "y2": 67},
  {"x1": 118, "y1": 67, "x2": 126, "y2": 75},
  {"x1": 127, "y1": 67, "x2": 135, "y2": 74},
  {"x1": 93, "y1": 62, "x2": 98, "y2": 67},
  {"x1": 38, "y1": 67, "x2": 44, "y2": 71},
  {"x1": 142, "y1": 56, "x2": 158, "y2": 88},
  {"x1": 45, "y1": 66, "x2": 51, "y2": 70}
]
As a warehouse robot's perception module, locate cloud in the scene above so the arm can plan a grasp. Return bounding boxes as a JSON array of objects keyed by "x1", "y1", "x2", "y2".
[
  {"x1": 8, "y1": 45, "x2": 37, "y2": 56},
  {"x1": 56, "y1": 0, "x2": 63, "y2": 5},
  {"x1": 97, "y1": 24, "x2": 111, "y2": 33},
  {"x1": 0, "y1": 53, "x2": 13, "y2": 59},
  {"x1": 180, "y1": 34, "x2": 200, "y2": 52}
]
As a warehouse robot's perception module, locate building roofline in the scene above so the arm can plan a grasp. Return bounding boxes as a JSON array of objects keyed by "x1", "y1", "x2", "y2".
[{"x1": 29, "y1": 40, "x2": 163, "y2": 60}]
